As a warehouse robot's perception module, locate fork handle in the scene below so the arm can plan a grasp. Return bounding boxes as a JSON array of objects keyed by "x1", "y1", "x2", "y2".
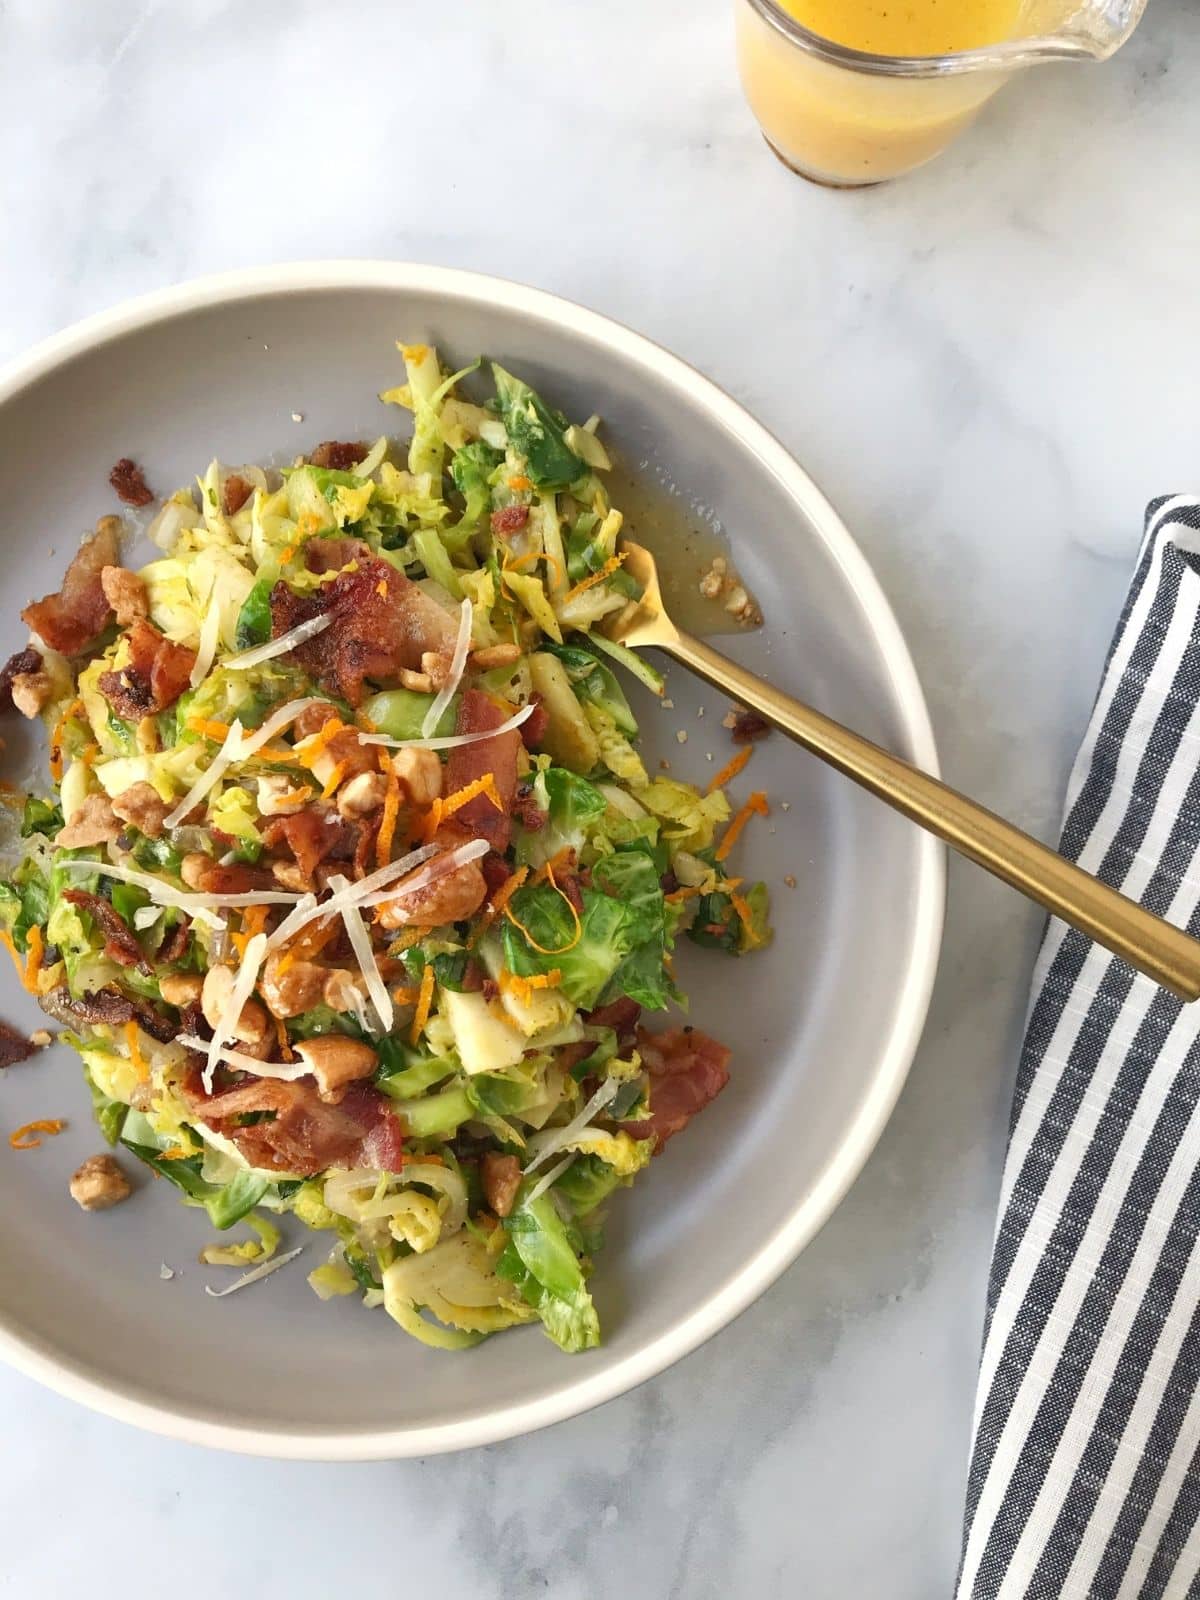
[{"x1": 668, "y1": 629, "x2": 1200, "y2": 1002}]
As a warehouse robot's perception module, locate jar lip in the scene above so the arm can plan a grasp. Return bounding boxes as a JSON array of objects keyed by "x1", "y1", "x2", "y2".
[{"x1": 741, "y1": 0, "x2": 1097, "y2": 76}]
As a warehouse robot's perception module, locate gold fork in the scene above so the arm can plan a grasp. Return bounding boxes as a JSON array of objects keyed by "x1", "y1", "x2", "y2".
[{"x1": 607, "y1": 539, "x2": 1200, "y2": 1002}]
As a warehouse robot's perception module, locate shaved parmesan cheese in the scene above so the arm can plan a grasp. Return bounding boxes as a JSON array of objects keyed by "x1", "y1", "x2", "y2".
[
  {"x1": 522, "y1": 1076, "x2": 621, "y2": 1177},
  {"x1": 163, "y1": 717, "x2": 243, "y2": 830},
  {"x1": 203, "y1": 931, "x2": 267, "y2": 1093},
  {"x1": 265, "y1": 842, "x2": 443, "y2": 952},
  {"x1": 204, "y1": 1243, "x2": 305, "y2": 1298},
  {"x1": 190, "y1": 601, "x2": 222, "y2": 689},
  {"x1": 359, "y1": 837, "x2": 491, "y2": 909},
  {"x1": 328, "y1": 872, "x2": 392, "y2": 1034},
  {"x1": 161, "y1": 697, "x2": 330, "y2": 830},
  {"x1": 223, "y1": 614, "x2": 332, "y2": 671},
  {"x1": 525, "y1": 1152, "x2": 576, "y2": 1205},
  {"x1": 241, "y1": 696, "x2": 330, "y2": 751},
  {"x1": 178, "y1": 1034, "x2": 311, "y2": 1080},
  {"x1": 361, "y1": 701, "x2": 534, "y2": 753},
  {"x1": 421, "y1": 597, "x2": 472, "y2": 738},
  {"x1": 55, "y1": 857, "x2": 301, "y2": 917}
]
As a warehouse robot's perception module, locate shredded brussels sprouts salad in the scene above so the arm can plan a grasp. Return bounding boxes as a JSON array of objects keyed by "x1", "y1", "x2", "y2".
[{"x1": 0, "y1": 344, "x2": 772, "y2": 1352}]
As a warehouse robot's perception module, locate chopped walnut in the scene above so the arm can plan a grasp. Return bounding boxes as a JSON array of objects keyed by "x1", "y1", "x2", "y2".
[
  {"x1": 261, "y1": 953, "x2": 333, "y2": 1019},
  {"x1": 270, "y1": 859, "x2": 309, "y2": 892},
  {"x1": 159, "y1": 973, "x2": 203, "y2": 1007},
  {"x1": 111, "y1": 780, "x2": 167, "y2": 838},
  {"x1": 10, "y1": 671, "x2": 54, "y2": 719},
  {"x1": 100, "y1": 565, "x2": 149, "y2": 625},
  {"x1": 724, "y1": 585, "x2": 760, "y2": 624},
  {"x1": 29, "y1": 1029, "x2": 52, "y2": 1048},
  {"x1": 292, "y1": 1035, "x2": 378, "y2": 1102},
  {"x1": 69, "y1": 1153, "x2": 132, "y2": 1212},
  {"x1": 336, "y1": 771, "x2": 387, "y2": 819},
  {"x1": 469, "y1": 643, "x2": 522, "y2": 671},
  {"x1": 398, "y1": 668, "x2": 435, "y2": 693},
  {"x1": 784, "y1": 874, "x2": 797, "y2": 889},
  {"x1": 421, "y1": 651, "x2": 455, "y2": 690},
  {"x1": 256, "y1": 774, "x2": 310, "y2": 815},
  {"x1": 200, "y1": 965, "x2": 272, "y2": 1057},
  {"x1": 56, "y1": 794, "x2": 120, "y2": 848},
  {"x1": 391, "y1": 747, "x2": 442, "y2": 808}
]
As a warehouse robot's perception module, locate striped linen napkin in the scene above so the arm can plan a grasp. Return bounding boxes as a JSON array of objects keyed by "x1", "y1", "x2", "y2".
[{"x1": 958, "y1": 495, "x2": 1200, "y2": 1600}]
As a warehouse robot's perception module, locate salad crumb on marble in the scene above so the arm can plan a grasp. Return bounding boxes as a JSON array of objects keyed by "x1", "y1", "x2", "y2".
[{"x1": 0, "y1": 343, "x2": 771, "y2": 1352}]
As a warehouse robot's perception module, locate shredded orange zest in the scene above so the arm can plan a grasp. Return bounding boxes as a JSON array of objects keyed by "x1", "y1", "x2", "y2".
[
  {"x1": 561, "y1": 551, "x2": 626, "y2": 606},
  {"x1": 490, "y1": 864, "x2": 529, "y2": 915},
  {"x1": 500, "y1": 968, "x2": 562, "y2": 1005},
  {"x1": 664, "y1": 885, "x2": 701, "y2": 904},
  {"x1": 390, "y1": 984, "x2": 420, "y2": 1005},
  {"x1": 375, "y1": 580, "x2": 389, "y2": 598},
  {"x1": 80, "y1": 741, "x2": 101, "y2": 768},
  {"x1": 23, "y1": 926, "x2": 44, "y2": 993},
  {"x1": 157, "y1": 1145, "x2": 195, "y2": 1161},
  {"x1": 530, "y1": 847, "x2": 577, "y2": 889},
  {"x1": 706, "y1": 745, "x2": 753, "y2": 796},
  {"x1": 386, "y1": 928, "x2": 424, "y2": 956},
  {"x1": 232, "y1": 904, "x2": 269, "y2": 957},
  {"x1": 274, "y1": 1015, "x2": 294, "y2": 1061},
  {"x1": 245, "y1": 745, "x2": 301, "y2": 766},
  {"x1": 47, "y1": 698, "x2": 85, "y2": 780},
  {"x1": 714, "y1": 790, "x2": 769, "y2": 863},
  {"x1": 124, "y1": 1019, "x2": 147, "y2": 1078},
  {"x1": 278, "y1": 543, "x2": 297, "y2": 564},
  {"x1": 9, "y1": 1118, "x2": 65, "y2": 1151},
  {"x1": 503, "y1": 862, "x2": 583, "y2": 957},
  {"x1": 730, "y1": 891, "x2": 763, "y2": 947},
  {"x1": 410, "y1": 963, "x2": 435, "y2": 1044},
  {"x1": 187, "y1": 716, "x2": 231, "y2": 742},
  {"x1": 507, "y1": 474, "x2": 532, "y2": 492},
  {"x1": 502, "y1": 548, "x2": 566, "y2": 592},
  {"x1": 422, "y1": 773, "x2": 502, "y2": 841},
  {"x1": 320, "y1": 759, "x2": 348, "y2": 800},
  {"x1": 274, "y1": 917, "x2": 338, "y2": 976},
  {"x1": 296, "y1": 715, "x2": 345, "y2": 769},
  {"x1": 376, "y1": 751, "x2": 402, "y2": 869}
]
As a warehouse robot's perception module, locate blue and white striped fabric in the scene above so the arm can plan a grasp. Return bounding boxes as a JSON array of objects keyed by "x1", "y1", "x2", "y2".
[{"x1": 959, "y1": 496, "x2": 1200, "y2": 1600}]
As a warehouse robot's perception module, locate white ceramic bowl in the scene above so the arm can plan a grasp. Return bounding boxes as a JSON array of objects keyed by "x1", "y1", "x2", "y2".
[{"x1": 0, "y1": 264, "x2": 942, "y2": 1458}]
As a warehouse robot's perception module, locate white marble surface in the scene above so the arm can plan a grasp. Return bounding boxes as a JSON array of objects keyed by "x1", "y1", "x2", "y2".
[{"x1": 2, "y1": 0, "x2": 1198, "y2": 1593}]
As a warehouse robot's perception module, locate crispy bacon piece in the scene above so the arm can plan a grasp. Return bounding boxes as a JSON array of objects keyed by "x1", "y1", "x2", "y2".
[
  {"x1": 443, "y1": 689, "x2": 521, "y2": 853},
  {"x1": 623, "y1": 1025, "x2": 731, "y2": 1151},
  {"x1": 62, "y1": 889, "x2": 150, "y2": 974},
  {"x1": 158, "y1": 916, "x2": 192, "y2": 965},
  {"x1": 97, "y1": 619, "x2": 197, "y2": 719},
  {"x1": 185, "y1": 1073, "x2": 404, "y2": 1176},
  {"x1": 730, "y1": 709, "x2": 770, "y2": 744},
  {"x1": 38, "y1": 984, "x2": 176, "y2": 1042},
  {"x1": 512, "y1": 785, "x2": 548, "y2": 832},
  {"x1": 0, "y1": 647, "x2": 44, "y2": 711},
  {"x1": 520, "y1": 695, "x2": 550, "y2": 751},
  {"x1": 490, "y1": 505, "x2": 529, "y2": 537},
  {"x1": 109, "y1": 457, "x2": 154, "y2": 507},
  {"x1": 269, "y1": 552, "x2": 458, "y2": 706},
  {"x1": 310, "y1": 440, "x2": 366, "y2": 471},
  {"x1": 481, "y1": 1152, "x2": 521, "y2": 1218},
  {"x1": 481, "y1": 851, "x2": 511, "y2": 897},
  {"x1": 304, "y1": 536, "x2": 364, "y2": 574},
  {"x1": 22, "y1": 517, "x2": 120, "y2": 656},
  {"x1": 0, "y1": 1021, "x2": 35, "y2": 1068},
  {"x1": 585, "y1": 997, "x2": 642, "y2": 1050},
  {"x1": 262, "y1": 804, "x2": 357, "y2": 885},
  {"x1": 222, "y1": 473, "x2": 254, "y2": 515}
]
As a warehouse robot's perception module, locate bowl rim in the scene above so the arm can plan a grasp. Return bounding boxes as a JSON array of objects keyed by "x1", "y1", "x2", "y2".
[{"x1": 0, "y1": 261, "x2": 944, "y2": 1459}]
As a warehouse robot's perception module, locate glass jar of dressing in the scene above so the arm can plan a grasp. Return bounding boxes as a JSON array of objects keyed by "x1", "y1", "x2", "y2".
[{"x1": 735, "y1": 0, "x2": 1147, "y2": 186}]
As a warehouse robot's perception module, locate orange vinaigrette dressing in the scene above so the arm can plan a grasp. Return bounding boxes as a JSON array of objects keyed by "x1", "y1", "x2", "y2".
[{"x1": 777, "y1": 0, "x2": 1024, "y2": 55}]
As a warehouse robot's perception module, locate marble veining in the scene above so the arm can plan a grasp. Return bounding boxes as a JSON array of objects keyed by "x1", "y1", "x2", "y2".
[{"x1": 2, "y1": 0, "x2": 1199, "y2": 1594}]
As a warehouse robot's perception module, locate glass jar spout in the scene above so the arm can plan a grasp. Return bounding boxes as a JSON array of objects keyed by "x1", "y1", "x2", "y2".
[{"x1": 735, "y1": 0, "x2": 1148, "y2": 186}]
